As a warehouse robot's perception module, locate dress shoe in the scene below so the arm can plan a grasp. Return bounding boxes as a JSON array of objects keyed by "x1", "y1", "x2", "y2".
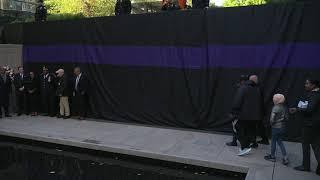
[
  {"x1": 294, "y1": 165, "x2": 310, "y2": 172},
  {"x1": 257, "y1": 139, "x2": 269, "y2": 145},
  {"x1": 264, "y1": 155, "x2": 276, "y2": 162},
  {"x1": 57, "y1": 115, "x2": 63, "y2": 118},
  {"x1": 282, "y1": 158, "x2": 289, "y2": 166},
  {"x1": 226, "y1": 141, "x2": 237, "y2": 146},
  {"x1": 63, "y1": 116, "x2": 70, "y2": 119},
  {"x1": 17, "y1": 113, "x2": 22, "y2": 116},
  {"x1": 250, "y1": 142, "x2": 259, "y2": 149}
]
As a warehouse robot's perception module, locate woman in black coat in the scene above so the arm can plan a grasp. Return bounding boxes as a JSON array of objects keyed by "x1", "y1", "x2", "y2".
[{"x1": 26, "y1": 72, "x2": 39, "y2": 116}]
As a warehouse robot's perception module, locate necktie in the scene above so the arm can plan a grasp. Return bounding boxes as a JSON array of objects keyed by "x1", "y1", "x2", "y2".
[
  {"x1": 43, "y1": 75, "x2": 47, "y2": 88},
  {"x1": 3, "y1": 75, "x2": 6, "y2": 83},
  {"x1": 75, "y1": 76, "x2": 80, "y2": 91}
]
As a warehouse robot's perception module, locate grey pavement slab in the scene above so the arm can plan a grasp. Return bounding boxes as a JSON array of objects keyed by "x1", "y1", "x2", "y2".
[{"x1": 0, "y1": 115, "x2": 318, "y2": 180}]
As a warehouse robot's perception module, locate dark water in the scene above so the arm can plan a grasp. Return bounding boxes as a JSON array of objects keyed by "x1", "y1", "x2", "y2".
[{"x1": 0, "y1": 136, "x2": 245, "y2": 180}]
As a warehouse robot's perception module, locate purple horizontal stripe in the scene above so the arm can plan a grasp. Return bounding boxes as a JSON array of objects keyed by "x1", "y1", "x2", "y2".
[{"x1": 23, "y1": 44, "x2": 320, "y2": 68}]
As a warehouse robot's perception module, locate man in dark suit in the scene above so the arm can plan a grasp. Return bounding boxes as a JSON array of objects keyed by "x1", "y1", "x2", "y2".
[
  {"x1": 40, "y1": 66, "x2": 56, "y2": 117},
  {"x1": 0, "y1": 66, "x2": 12, "y2": 118},
  {"x1": 72, "y1": 67, "x2": 89, "y2": 120},
  {"x1": 14, "y1": 66, "x2": 27, "y2": 116},
  {"x1": 290, "y1": 78, "x2": 320, "y2": 175}
]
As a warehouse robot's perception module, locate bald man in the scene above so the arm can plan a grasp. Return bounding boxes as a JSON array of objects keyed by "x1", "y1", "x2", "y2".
[
  {"x1": 249, "y1": 75, "x2": 269, "y2": 146},
  {"x1": 249, "y1": 75, "x2": 258, "y2": 84},
  {"x1": 231, "y1": 75, "x2": 263, "y2": 156},
  {"x1": 56, "y1": 69, "x2": 70, "y2": 119}
]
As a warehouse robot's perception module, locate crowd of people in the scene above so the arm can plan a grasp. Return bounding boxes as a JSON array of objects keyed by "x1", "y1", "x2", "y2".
[
  {"x1": 227, "y1": 74, "x2": 320, "y2": 175},
  {"x1": 0, "y1": 65, "x2": 319, "y2": 176},
  {"x1": 0, "y1": 66, "x2": 89, "y2": 120}
]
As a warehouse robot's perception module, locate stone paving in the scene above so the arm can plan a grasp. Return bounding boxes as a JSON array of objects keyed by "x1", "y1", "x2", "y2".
[{"x1": 0, "y1": 116, "x2": 318, "y2": 180}]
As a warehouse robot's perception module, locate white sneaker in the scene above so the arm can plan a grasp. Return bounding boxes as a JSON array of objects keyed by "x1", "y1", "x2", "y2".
[{"x1": 237, "y1": 148, "x2": 252, "y2": 156}]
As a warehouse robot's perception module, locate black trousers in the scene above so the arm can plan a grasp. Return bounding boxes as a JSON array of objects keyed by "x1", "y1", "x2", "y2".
[
  {"x1": 257, "y1": 120, "x2": 269, "y2": 141},
  {"x1": 41, "y1": 91, "x2": 56, "y2": 116},
  {"x1": 26, "y1": 93, "x2": 39, "y2": 113},
  {"x1": 72, "y1": 92, "x2": 87, "y2": 117},
  {"x1": 237, "y1": 120, "x2": 257, "y2": 150},
  {"x1": 16, "y1": 92, "x2": 26, "y2": 114},
  {"x1": 0, "y1": 94, "x2": 10, "y2": 116},
  {"x1": 302, "y1": 126, "x2": 320, "y2": 170}
]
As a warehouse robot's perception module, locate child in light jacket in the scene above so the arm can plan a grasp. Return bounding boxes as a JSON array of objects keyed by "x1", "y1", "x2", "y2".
[{"x1": 264, "y1": 94, "x2": 289, "y2": 165}]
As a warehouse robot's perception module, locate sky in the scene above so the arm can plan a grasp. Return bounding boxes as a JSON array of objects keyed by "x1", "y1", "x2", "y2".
[{"x1": 211, "y1": 0, "x2": 224, "y2": 6}]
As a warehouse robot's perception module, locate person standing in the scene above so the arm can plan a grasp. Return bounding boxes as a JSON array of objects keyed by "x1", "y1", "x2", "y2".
[
  {"x1": 8, "y1": 68, "x2": 16, "y2": 114},
  {"x1": 72, "y1": 67, "x2": 89, "y2": 120},
  {"x1": 40, "y1": 66, "x2": 56, "y2": 117},
  {"x1": 248, "y1": 75, "x2": 265, "y2": 148},
  {"x1": 264, "y1": 94, "x2": 289, "y2": 165},
  {"x1": 231, "y1": 76, "x2": 263, "y2": 156},
  {"x1": 56, "y1": 69, "x2": 70, "y2": 119},
  {"x1": 290, "y1": 78, "x2": 320, "y2": 175},
  {"x1": 25, "y1": 72, "x2": 39, "y2": 116},
  {"x1": 0, "y1": 66, "x2": 12, "y2": 118},
  {"x1": 14, "y1": 66, "x2": 27, "y2": 116}
]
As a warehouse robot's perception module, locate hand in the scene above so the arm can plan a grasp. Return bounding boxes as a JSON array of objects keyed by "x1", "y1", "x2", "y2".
[
  {"x1": 289, "y1": 108, "x2": 297, "y2": 114},
  {"x1": 19, "y1": 87, "x2": 24, "y2": 91}
]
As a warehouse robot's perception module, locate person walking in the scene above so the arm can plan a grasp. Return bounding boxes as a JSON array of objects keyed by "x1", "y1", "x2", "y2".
[
  {"x1": 231, "y1": 76, "x2": 263, "y2": 156},
  {"x1": 226, "y1": 75, "x2": 248, "y2": 147}
]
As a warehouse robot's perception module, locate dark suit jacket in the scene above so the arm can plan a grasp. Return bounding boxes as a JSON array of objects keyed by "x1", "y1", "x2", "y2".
[
  {"x1": 231, "y1": 80, "x2": 263, "y2": 121},
  {"x1": 25, "y1": 77, "x2": 39, "y2": 95},
  {"x1": 56, "y1": 75, "x2": 69, "y2": 97},
  {"x1": 298, "y1": 90, "x2": 320, "y2": 128},
  {"x1": 0, "y1": 74, "x2": 12, "y2": 104},
  {"x1": 40, "y1": 73, "x2": 56, "y2": 94},
  {"x1": 73, "y1": 74, "x2": 89, "y2": 95},
  {"x1": 14, "y1": 73, "x2": 27, "y2": 94}
]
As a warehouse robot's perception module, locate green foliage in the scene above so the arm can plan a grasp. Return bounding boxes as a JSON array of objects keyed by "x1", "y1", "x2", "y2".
[
  {"x1": 45, "y1": 0, "x2": 84, "y2": 15},
  {"x1": 44, "y1": 0, "x2": 116, "y2": 20},
  {"x1": 266, "y1": 0, "x2": 296, "y2": 3},
  {"x1": 91, "y1": 0, "x2": 116, "y2": 16},
  {"x1": 223, "y1": 0, "x2": 267, "y2": 7}
]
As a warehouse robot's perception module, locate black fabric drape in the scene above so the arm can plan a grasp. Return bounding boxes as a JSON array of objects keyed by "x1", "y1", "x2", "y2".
[{"x1": 3, "y1": 3, "x2": 320, "y2": 139}]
